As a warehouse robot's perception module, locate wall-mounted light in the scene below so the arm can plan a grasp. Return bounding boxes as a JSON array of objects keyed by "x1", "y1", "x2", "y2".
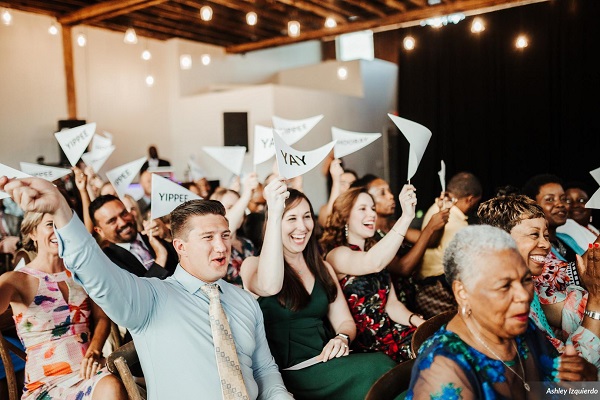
[
  {"x1": 48, "y1": 21, "x2": 59, "y2": 35},
  {"x1": 337, "y1": 67, "x2": 348, "y2": 80},
  {"x1": 515, "y1": 35, "x2": 528, "y2": 49},
  {"x1": 201, "y1": 54, "x2": 211, "y2": 66},
  {"x1": 124, "y1": 27, "x2": 138, "y2": 44},
  {"x1": 325, "y1": 17, "x2": 337, "y2": 28},
  {"x1": 77, "y1": 33, "x2": 87, "y2": 47},
  {"x1": 200, "y1": 6, "x2": 213, "y2": 21},
  {"x1": 246, "y1": 12, "x2": 257, "y2": 26},
  {"x1": 1, "y1": 8, "x2": 13, "y2": 26},
  {"x1": 145, "y1": 75, "x2": 155, "y2": 87},
  {"x1": 180, "y1": 54, "x2": 192, "y2": 70},
  {"x1": 471, "y1": 17, "x2": 485, "y2": 33},
  {"x1": 141, "y1": 50, "x2": 152, "y2": 60},
  {"x1": 288, "y1": 20, "x2": 300, "y2": 37},
  {"x1": 403, "y1": 36, "x2": 415, "y2": 50}
]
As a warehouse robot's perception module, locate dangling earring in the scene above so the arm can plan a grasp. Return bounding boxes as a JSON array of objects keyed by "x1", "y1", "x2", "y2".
[
  {"x1": 461, "y1": 304, "x2": 471, "y2": 319},
  {"x1": 344, "y1": 224, "x2": 349, "y2": 239}
]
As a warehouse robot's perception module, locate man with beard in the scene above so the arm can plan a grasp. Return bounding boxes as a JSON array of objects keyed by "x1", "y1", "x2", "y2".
[{"x1": 90, "y1": 195, "x2": 178, "y2": 278}]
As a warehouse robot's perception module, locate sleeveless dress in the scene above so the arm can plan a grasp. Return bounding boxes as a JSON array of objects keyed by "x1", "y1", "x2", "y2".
[
  {"x1": 258, "y1": 279, "x2": 396, "y2": 400},
  {"x1": 340, "y1": 245, "x2": 416, "y2": 362},
  {"x1": 13, "y1": 267, "x2": 110, "y2": 399}
]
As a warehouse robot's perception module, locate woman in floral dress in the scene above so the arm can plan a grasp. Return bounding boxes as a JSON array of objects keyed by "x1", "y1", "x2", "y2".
[
  {"x1": 0, "y1": 211, "x2": 126, "y2": 399},
  {"x1": 320, "y1": 186, "x2": 425, "y2": 362}
]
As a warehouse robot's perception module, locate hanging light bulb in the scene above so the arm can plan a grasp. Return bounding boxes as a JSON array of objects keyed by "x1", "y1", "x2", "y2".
[
  {"x1": 337, "y1": 67, "x2": 348, "y2": 80},
  {"x1": 471, "y1": 17, "x2": 485, "y2": 33},
  {"x1": 124, "y1": 27, "x2": 138, "y2": 44},
  {"x1": 48, "y1": 21, "x2": 59, "y2": 35},
  {"x1": 515, "y1": 35, "x2": 528, "y2": 49},
  {"x1": 201, "y1": 54, "x2": 211, "y2": 66},
  {"x1": 145, "y1": 75, "x2": 155, "y2": 87},
  {"x1": 77, "y1": 33, "x2": 87, "y2": 47},
  {"x1": 1, "y1": 8, "x2": 13, "y2": 26},
  {"x1": 288, "y1": 20, "x2": 300, "y2": 38},
  {"x1": 403, "y1": 36, "x2": 416, "y2": 50},
  {"x1": 200, "y1": 6, "x2": 213, "y2": 21},
  {"x1": 141, "y1": 49, "x2": 152, "y2": 60},
  {"x1": 180, "y1": 54, "x2": 193, "y2": 70},
  {"x1": 246, "y1": 12, "x2": 257, "y2": 26},
  {"x1": 324, "y1": 17, "x2": 337, "y2": 28}
]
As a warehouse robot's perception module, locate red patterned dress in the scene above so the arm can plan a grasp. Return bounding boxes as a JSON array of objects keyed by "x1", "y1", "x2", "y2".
[{"x1": 339, "y1": 244, "x2": 416, "y2": 362}]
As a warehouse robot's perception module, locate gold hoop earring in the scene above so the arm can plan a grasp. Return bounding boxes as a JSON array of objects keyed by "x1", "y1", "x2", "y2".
[{"x1": 461, "y1": 304, "x2": 472, "y2": 318}]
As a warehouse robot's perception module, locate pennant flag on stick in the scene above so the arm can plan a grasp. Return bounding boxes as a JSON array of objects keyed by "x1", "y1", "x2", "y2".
[
  {"x1": 253, "y1": 125, "x2": 278, "y2": 165},
  {"x1": 331, "y1": 127, "x2": 381, "y2": 159},
  {"x1": 106, "y1": 157, "x2": 147, "y2": 201},
  {"x1": 20, "y1": 162, "x2": 71, "y2": 182},
  {"x1": 150, "y1": 174, "x2": 202, "y2": 220},
  {"x1": 202, "y1": 146, "x2": 246, "y2": 176},
  {"x1": 273, "y1": 131, "x2": 336, "y2": 180},
  {"x1": 272, "y1": 114, "x2": 323, "y2": 145},
  {"x1": 54, "y1": 122, "x2": 96, "y2": 166},
  {"x1": 91, "y1": 132, "x2": 113, "y2": 153},
  {"x1": 586, "y1": 166, "x2": 600, "y2": 209},
  {"x1": 81, "y1": 145, "x2": 115, "y2": 173},
  {"x1": 0, "y1": 163, "x2": 31, "y2": 199},
  {"x1": 388, "y1": 114, "x2": 432, "y2": 181},
  {"x1": 438, "y1": 160, "x2": 446, "y2": 193}
]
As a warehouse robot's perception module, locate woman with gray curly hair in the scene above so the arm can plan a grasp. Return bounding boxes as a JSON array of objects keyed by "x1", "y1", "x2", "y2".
[{"x1": 406, "y1": 225, "x2": 596, "y2": 400}]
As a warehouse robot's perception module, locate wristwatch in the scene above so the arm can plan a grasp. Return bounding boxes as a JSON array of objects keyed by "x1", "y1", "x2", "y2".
[
  {"x1": 336, "y1": 332, "x2": 350, "y2": 342},
  {"x1": 584, "y1": 310, "x2": 600, "y2": 320}
]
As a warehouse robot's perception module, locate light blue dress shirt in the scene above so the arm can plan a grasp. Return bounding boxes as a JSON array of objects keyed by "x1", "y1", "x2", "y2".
[{"x1": 56, "y1": 214, "x2": 291, "y2": 400}]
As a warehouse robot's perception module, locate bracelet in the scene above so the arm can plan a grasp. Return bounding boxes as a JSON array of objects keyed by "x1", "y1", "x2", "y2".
[
  {"x1": 336, "y1": 332, "x2": 350, "y2": 343},
  {"x1": 408, "y1": 313, "x2": 422, "y2": 327},
  {"x1": 584, "y1": 310, "x2": 600, "y2": 320},
  {"x1": 390, "y1": 227, "x2": 405, "y2": 238}
]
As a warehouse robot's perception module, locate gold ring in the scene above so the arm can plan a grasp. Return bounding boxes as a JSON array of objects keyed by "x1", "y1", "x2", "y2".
[{"x1": 92, "y1": 361, "x2": 99, "y2": 365}]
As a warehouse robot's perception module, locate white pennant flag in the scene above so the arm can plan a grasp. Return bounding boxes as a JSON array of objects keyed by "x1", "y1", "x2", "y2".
[
  {"x1": 188, "y1": 157, "x2": 206, "y2": 181},
  {"x1": 388, "y1": 114, "x2": 432, "y2": 181},
  {"x1": 253, "y1": 125, "x2": 277, "y2": 165},
  {"x1": 106, "y1": 157, "x2": 147, "y2": 201},
  {"x1": 331, "y1": 127, "x2": 381, "y2": 159},
  {"x1": 272, "y1": 114, "x2": 323, "y2": 145},
  {"x1": 54, "y1": 122, "x2": 96, "y2": 166},
  {"x1": 91, "y1": 132, "x2": 113, "y2": 153},
  {"x1": 151, "y1": 174, "x2": 202, "y2": 220},
  {"x1": 20, "y1": 162, "x2": 71, "y2": 182},
  {"x1": 14, "y1": 258, "x2": 26, "y2": 271},
  {"x1": 202, "y1": 146, "x2": 246, "y2": 176},
  {"x1": 273, "y1": 131, "x2": 336, "y2": 180},
  {"x1": 438, "y1": 160, "x2": 446, "y2": 193},
  {"x1": 81, "y1": 145, "x2": 115, "y2": 173},
  {"x1": 0, "y1": 163, "x2": 31, "y2": 199},
  {"x1": 586, "y1": 166, "x2": 600, "y2": 209}
]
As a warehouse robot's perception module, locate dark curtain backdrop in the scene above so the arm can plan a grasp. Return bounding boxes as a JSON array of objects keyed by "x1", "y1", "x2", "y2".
[{"x1": 395, "y1": 0, "x2": 600, "y2": 219}]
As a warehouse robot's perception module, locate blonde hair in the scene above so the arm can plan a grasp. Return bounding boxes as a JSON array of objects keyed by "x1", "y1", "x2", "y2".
[{"x1": 20, "y1": 211, "x2": 44, "y2": 251}]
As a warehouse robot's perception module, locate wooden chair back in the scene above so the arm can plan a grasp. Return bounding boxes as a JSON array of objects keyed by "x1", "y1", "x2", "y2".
[
  {"x1": 106, "y1": 341, "x2": 146, "y2": 400},
  {"x1": 365, "y1": 358, "x2": 415, "y2": 400},
  {"x1": 0, "y1": 309, "x2": 26, "y2": 400},
  {"x1": 410, "y1": 310, "x2": 456, "y2": 357}
]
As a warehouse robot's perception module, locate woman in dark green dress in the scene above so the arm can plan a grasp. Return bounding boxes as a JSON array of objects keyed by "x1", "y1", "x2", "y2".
[{"x1": 241, "y1": 177, "x2": 396, "y2": 400}]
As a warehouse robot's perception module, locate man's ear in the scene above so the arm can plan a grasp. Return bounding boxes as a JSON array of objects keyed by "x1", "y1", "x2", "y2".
[
  {"x1": 93, "y1": 226, "x2": 102, "y2": 236},
  {"x1": 172, "y1": 238, "x2": 186, "y2": 257}
]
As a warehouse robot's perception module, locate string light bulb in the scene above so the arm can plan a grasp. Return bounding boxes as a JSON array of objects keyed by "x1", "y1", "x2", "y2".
[
  {"x1": 48, "y1": 21, "x2": 59, "y2": 35},
  {"x1": 141, "y1": 49, "x2": 152, "y2": 60},
  {"x1": 515, "y1": 35, "x2": 528, "y2": 49},
  {"x1": 201, "y1": 54, "x2": 211, "y2": 66},
  {"x1": 145, "y1": 75, "x2": 155, "y2": 87},
  {"x1": 1, "y1": 8, "x2": 12, "y2": 26},
  {"x1": 288, "y1": 20, "x2": 300, "y2": 37},
  {"x1": 180, "y1": 54, "x2": 192, "y2": 70},
  {"x1": 471, "y1": 17, "x2": 485, "y2": 33},
  {"x1": 337, "y1": 67, "x2": 348, "y2": 80},
  {"x1": 246, "y1": 12, "x2": 257, "y2": 26},
  {"x1": 325, "y1": 17, "x2": 337, "y2": 28},
  {"x1": 403, "y1": 36, "x2": 416, "y2": 51},
  {"x1": 76, "y1": 33, "x2": 87, "y2": 47},
  {"x1": 124, "y1": 27, "x2": 138, "y2": 44},
  {"x1": 200, "y1": 6, "x2": 213, "y2": 21}
]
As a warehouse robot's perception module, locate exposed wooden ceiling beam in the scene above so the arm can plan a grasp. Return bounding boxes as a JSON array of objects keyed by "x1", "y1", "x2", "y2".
[
  {"x1": 376, "y1": 0, "x2": 408, "y2": 12},
  {"x1": 58, "y1": 0, "x2": 169, "y2": 26},
  {"x1": 340, "y1": 0, "x2": 387, "y2": 18},
  {"x1": 226, "y1": 0, "x2": 531, "y2": 53},
  {"x1": 276, "y1": 0, "x2": 346, "y2": 22}
]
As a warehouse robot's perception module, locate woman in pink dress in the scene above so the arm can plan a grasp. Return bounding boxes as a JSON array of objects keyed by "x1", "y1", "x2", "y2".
[{"x1": 0, "y1": 211, "x2": 126, "y2": 399}]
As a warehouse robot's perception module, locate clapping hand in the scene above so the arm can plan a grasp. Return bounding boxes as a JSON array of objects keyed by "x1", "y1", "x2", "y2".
[
  {"x1": 556, "y1": 345, "x2": 598, "y2": 381},
  {"x1": 578, "y1": 244, "x2": 600, "y2": 298}
]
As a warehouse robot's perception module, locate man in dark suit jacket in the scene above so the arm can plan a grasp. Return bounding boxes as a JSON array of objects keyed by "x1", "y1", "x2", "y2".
[{"x1": 90, "y1": 195, "x2": 178, "y2": 279}]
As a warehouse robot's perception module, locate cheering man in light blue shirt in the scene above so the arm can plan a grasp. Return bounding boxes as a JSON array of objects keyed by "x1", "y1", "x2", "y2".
[{"x1": 0, "y1": 176, "x2": 292, "y2": 400}]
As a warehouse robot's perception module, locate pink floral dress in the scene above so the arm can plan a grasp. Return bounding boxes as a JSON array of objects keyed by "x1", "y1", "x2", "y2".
[{"x1": 14, "y1": 267, "x2": 110, "y2": 399}]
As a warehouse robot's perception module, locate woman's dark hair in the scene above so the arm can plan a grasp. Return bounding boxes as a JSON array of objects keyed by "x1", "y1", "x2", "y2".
[
  {"x1": 350, "y1": 174, "x2": 379, "y2": 189},
  {"x1": 272, "y1": 189, "x2": 338, "y2": 311},
  {"x1": 521, "y1": 174, "x2": 563, "y2": 200}
]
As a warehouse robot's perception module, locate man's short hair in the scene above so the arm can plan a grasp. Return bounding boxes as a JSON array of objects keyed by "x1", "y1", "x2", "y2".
[
  {"x1": 477, "y1": 195, "x2": 545, "y2": 233},
  {"x1": 171, "y1": 200, "x2": 226, "y2": 240},
  {"x1": 447, "y1": 172, "x2": 482, "y2": 199},
  {"x1": 521, "y1": 174, "x2": 562, "y2": 200},
  {"x1": 89, "y1": 194, "x2": 122, "y2": 226}
]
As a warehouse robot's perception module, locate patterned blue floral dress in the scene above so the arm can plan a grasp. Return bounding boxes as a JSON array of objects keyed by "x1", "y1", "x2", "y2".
[{"x1": 406, "y1": 321, "x2": 558, "y2": 399}]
